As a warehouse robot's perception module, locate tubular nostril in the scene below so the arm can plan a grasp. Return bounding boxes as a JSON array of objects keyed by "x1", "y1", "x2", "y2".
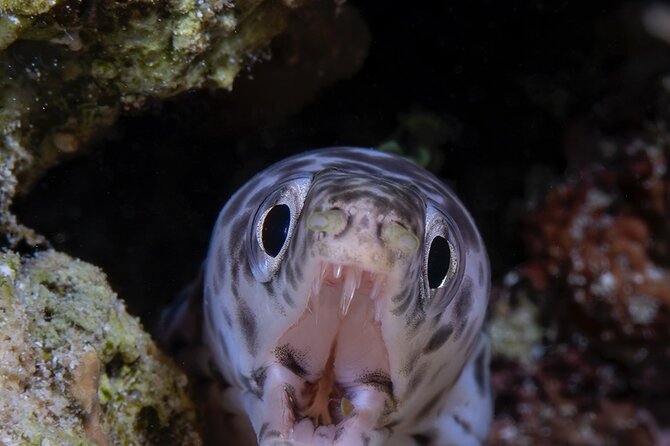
[
  {"x1": 381, "y1": 221, "x2": 419, "y2": 254},
  {"x1": 306, "y1": 208, "x2": 348, "y2": 235}
]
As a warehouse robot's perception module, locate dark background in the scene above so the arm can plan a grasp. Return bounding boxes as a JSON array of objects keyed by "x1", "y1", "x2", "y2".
[{"x1": 14, "y1": 0, "x2": 666, "y2": 323}]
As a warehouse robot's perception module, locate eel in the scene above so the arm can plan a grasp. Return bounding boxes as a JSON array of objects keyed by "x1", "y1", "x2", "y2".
[{"x1": 161, "y1": 147, "x2": 492, "y2": 445}]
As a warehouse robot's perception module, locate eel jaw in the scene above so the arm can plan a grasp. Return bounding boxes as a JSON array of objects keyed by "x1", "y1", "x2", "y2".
[{"x1": 256, "y1": 261, "x2": 394, "y2": 445}]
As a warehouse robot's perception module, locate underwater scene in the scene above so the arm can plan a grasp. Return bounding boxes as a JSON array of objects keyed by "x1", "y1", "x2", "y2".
[{"x1": 1, "y1": 0, "x2": 669, "y2": 445}]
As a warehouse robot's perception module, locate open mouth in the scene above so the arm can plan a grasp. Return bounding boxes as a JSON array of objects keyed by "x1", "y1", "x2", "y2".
[{"x1": 263, "y1": 261, "x2": 393, "y2": 444}]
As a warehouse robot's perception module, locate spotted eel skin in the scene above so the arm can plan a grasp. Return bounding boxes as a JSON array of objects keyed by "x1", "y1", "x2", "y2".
[{"x1": 162, "y1": 147, "x2": 492, "y2": 445}]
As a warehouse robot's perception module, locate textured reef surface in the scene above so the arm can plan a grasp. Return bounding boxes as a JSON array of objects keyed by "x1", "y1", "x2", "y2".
[{"x1": 0, "y1": 250, "x2": 200, "y2": 445}]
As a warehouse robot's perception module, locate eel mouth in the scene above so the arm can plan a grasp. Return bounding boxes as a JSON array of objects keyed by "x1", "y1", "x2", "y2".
[{"x1": 263, "y1": 261, "x2": 393, "y2": 444}]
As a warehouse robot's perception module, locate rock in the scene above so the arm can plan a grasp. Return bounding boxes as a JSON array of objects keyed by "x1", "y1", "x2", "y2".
[
  {"x1": 0, "y1": 250, "x2": 201, "y2": 445},
  {"x1": 0, "y1": 0, "x2": 306, "y2": 244}
]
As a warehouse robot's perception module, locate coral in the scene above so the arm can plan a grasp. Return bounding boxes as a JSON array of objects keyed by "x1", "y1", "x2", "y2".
[
  {"x1": 488, "y1": 131, "x2": 670, "y2": 445},
  {"x1": 0, "y1": 0, "x2": 304, "y2": 244},
  {"x1": 523, "y1": 135, "x2": 670, "y2": 345},
  {"x1": 0, "y1": 250, "x2": 201, "y2": 445}
]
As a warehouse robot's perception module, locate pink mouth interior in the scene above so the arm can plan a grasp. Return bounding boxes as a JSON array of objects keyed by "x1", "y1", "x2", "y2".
[{"x1": 277, "y1": 262, "x2": 392, "y2": 429}]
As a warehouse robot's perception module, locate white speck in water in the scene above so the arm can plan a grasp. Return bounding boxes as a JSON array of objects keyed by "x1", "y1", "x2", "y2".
[
  {"x1": 585, "y1": 189, "x2": 612, "y2": 209},
  {"x1": 503, "y1": 271, "x2": 519, "y2": 287},
  {"x1": 590, "y1": 272, "x2": 616, "y2": 297},
  {"x1": 627, "y1": 294, "x2": 659, "y2": 325}
]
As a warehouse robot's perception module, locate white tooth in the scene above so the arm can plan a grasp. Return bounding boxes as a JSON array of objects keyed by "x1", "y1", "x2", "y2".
[
  {"x1": 341, "y1": 270, "x2": 357, "y2": 316},
  {"x1": 370, "y1": 277, "x2": 384, "y2": 301},
  {"x1": 311, "y1": 265, "x2": 322, "y2": 297},
  {"x1": 353, "y1": 267, "x2": 362, "y2": 289},
  {"x1": 334, "y1": 264, "x2": 343, "y2": 279}
]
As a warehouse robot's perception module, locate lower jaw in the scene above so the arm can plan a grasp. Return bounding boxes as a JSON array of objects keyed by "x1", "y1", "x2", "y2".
[{"x1": 258, "y1": 265, "x2": 393, "y2": 444}]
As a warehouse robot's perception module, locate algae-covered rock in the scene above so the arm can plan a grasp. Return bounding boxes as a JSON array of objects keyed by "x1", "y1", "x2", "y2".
[
  {"x1": 0, "y1": 0, "x2": 304, "y2": 244},
  {"x1": 0, "y1": 250, "x2": 201, "y2": 445}
]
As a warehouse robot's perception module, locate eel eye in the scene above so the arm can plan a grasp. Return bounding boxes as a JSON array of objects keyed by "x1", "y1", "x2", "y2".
[
  {"x1": 261, "y1": 204, "x2": 291, "y2": 257},
  {"x1": 427, "y1": 235, "x2": 453, "y2": 289}
]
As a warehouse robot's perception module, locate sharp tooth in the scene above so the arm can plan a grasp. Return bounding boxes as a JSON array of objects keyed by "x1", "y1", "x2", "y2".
[
  {"x1": 370, "y1": 276, "x2": 384, "y2": 301},
  {"x1": 353, "y1": 267, "x2": 362, "y2": 289},
  {"x1": 311, "y1": 264, "x2": 322, "y2": 296},
  {"x1": 341, "y1": 270, "x2": 357, "y2": 316},
  {"x1": 334, "y1": 264, "x2": 343, "y2": 279}
]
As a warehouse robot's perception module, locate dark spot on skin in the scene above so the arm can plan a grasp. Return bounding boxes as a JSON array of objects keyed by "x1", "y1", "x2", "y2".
[
  {"x1": 454, "y1": 277, "x2": 473, "y2": 319},
  {"x1": 478, "y1": 262, "x2": 485, "y2": 287},
  {"x1": 274, "y1": 344, "x2": 308, "y2": 377},
  {"x1": 284, "y1": 384, "x2": 297, "y2": 411},
  {"x1": 221, "y1": 191, "x2": 246, "y2": 224},
  {"x1": 392, "y1": 292, "x2": 406, "y2": 303},
  {"x1": 293, "y1": 261, "x2": 304, "y2": 283},
  {"x1": 239, "y1": 373, "x2": 254, "y2": 394},
  {"x1": 252, "y1": 367, "x2": 268, "y2": 398},
  {"x1": 259, "y1": 427, "x2": 282, "y2": 441},
  {"x1": 414, "y1": 391, "x2": 443, "y2": 422},
  {"x1": 258, "y1": 422, "x2": 270, "y2": 441},
  {"x1": 238, "y1": 302, "x2": 258, "y2": 355},
  {"x1": 429, "y1": 313, "x2": 441, "y2": 328},
  {"x1": 407, "y1": 363, "x2": 427, "y2": 394},
  {"x1": 403, "y1": 291, "x2": 426, "y2": 328},
  {"x1": 334, "y1": 427, "x2": 345, "y2": 441},
  {"x1": 229, "y1": 243, "x2": 240, "y2": 287},
  {"x1": 361, "y1": 433, "x2": 371, "y2": 446},
  {"x1": 391, "y1": 294, "x2": 412, "y2": 316},
  {"x1": 474, "y1": 341, "x2": 488, "y2": 396},
  {"x1": 412, "y1": 433, "x2": 434, "y2": 446},
  {"x1": 282, "y1": 290, "x2": 294, "y2": 306},
  {"x1": 453, "y1": 414, "x2": 473, "y2": 434},
  {"x1": 229, "y1": 216, "x2": 249, "y2": 249},
  {"x1": 409, "y1": 304, "x2": 427, "y2": 331},
  {"x1": 284, "y1": 262, "x2": 296, "y2": 288},
  {"x1": 230, "y1": 279, "x2": 240, "y2": 302},
  {"x1": 358, "y1": 370, "x2": 394, "y2": 397},
  {"x1": 222, "y1": 308, "x2": 232, "y2": 328},
  {"x1": 384, "y1": 420, "x2": 400, "y2": 430},
  {"x1": 263, "y1": 280, "x2": 275, "y2": 298},
  {"x1": 424, "y1": 324, "x2": 454, "y2": 353},
  {"x1": 402, "y1": 350, "x2": 420, "y2": 376}
]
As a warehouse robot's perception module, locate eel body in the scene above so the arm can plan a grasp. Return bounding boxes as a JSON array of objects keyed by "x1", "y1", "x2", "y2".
[{"x1": 163, "y1": 147, "x2": 492, "y2": 445}]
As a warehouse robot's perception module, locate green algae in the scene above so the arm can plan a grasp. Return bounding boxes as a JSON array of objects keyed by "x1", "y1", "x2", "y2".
[{"x1": 0, "y1": 250, "x2": 201, "y2": 445}]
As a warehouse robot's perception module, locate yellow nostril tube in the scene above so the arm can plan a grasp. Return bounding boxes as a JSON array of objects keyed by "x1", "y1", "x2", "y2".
[
  {"x1": 306, "y1": 209, "x2": 348, "y2": 235},
  {"x1": 382, "y1": 221, "x2": 419, "y2": 254}
]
